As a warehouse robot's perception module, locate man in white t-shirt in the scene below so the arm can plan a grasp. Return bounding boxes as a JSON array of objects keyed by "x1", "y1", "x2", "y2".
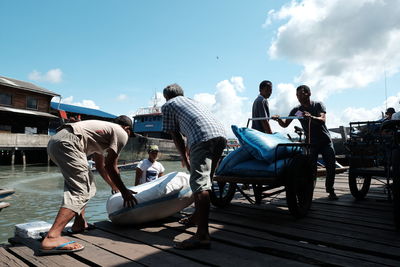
[{"x1": 135, "y1": 145, "x2": 165, "y2": 185}]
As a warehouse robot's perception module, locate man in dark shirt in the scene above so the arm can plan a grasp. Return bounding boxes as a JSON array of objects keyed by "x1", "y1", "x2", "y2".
[
  {"x1": 252, "y1": 80, "x2": 272, "y2": 134},
  {"x1": 273, "y1": 85, "x2": 338, "y2": 200}
]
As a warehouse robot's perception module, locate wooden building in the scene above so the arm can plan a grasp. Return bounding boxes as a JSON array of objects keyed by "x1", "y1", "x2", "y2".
[
  {"x1": 0, "y1": 75, "x2": 59, "y2": 134},
  {"x1": 0, "y1": 75, "x2": 59, "y2": 165}
]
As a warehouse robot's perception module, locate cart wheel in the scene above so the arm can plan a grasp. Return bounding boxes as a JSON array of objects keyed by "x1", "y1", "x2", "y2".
[
  {"x1": 210, "y1": 181, "x2": 236, "y2": 208},
  {"x1": 348, "y1": 173, "x2": 371, "y2": 200},
  {"x1": 285, "y1": 154, "x2": 315, "y2": 218},
  {"x1": 393, "y1": 178, "x2": 400, "y2": 230},
  {"x1": 391, "y1": 148, "x2": 400, "y2": 230}
]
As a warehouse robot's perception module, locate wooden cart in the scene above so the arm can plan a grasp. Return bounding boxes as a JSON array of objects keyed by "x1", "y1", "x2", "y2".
[{"x1": 210, "y1": 143, "x2": 315, "y2": 218}]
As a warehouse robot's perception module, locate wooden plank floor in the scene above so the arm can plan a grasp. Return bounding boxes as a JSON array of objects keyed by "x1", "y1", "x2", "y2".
[{"x1": 3, "y1": 172, "x2": 400, "y2": 266}]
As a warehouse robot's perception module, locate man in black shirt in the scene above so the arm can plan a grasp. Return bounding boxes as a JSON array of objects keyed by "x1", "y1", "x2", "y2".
[{"x1": 273, "y1": 85, "x2": 338, "y2": 200}]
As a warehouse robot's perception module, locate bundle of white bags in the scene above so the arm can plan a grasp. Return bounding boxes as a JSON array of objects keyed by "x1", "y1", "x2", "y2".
[{"x1": 106, "y1": 171, "x2": 194, "y2": 225}]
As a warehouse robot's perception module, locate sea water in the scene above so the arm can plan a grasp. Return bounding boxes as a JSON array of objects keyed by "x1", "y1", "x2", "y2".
[{"x1": 0, "y1": 161, "x2": 185, "y2": 244}]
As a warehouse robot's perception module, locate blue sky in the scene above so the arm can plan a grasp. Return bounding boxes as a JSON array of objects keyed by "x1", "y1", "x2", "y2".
[{"x1": 1, "y1": 0, "x2": 400, "y2": 136}]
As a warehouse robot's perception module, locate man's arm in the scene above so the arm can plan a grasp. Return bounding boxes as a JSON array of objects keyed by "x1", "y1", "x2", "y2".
[
  {"x1": 93, "y1": 153, "x2": 119, "y2": 192},
  {"x1": 158, "y1": 163, "x2": 165, "y2": 178},
  {"x1": 261, "y1": 120, "x2": 272, "y2": 134},
  {"x1": 303, "y1": 111, "x2": 326, "y2": 123},
  {"x1": 169, "y1": 131, "x2": 190, "y2": 172},
  {"x1": 272, "y1": 116, "x2": 293, "y2": 128},
  {"x1": 104, "y1": 149, "x2": 137, "y2": 207}
]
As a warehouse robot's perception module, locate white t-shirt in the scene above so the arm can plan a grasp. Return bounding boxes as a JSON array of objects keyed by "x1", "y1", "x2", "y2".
[
  {"x1": 392, "y1": 112, "x2": 400, "y2": 120},
  {"x1": 136, "y1": 159, "x2": 165, "y2": 185}
]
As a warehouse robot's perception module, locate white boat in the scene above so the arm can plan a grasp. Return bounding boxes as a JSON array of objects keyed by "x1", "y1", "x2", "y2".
[
  {"x1": 0, "y1": 202, "x2": 10, "y2": 212},
  {"x1": 0, "y1": 188, "x2": 15, "y2": 199},
  {"x1": 0, "y1": 188, "x2": 14, "y2": 212}
]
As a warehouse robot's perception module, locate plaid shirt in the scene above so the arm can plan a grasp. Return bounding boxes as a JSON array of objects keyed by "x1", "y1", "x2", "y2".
[{"x1": 161, "y1": 96, "x2": 226, "y2": 149}]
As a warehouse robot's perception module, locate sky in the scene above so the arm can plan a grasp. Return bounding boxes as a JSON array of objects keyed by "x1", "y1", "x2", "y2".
[{"x1": 1, "y1": 0, "x2": 400, "y2": 138}]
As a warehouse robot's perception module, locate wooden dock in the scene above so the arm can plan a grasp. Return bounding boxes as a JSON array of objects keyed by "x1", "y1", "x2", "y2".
[{"x1": 2, "y1": 172, "x2": 400, "y2": 266}]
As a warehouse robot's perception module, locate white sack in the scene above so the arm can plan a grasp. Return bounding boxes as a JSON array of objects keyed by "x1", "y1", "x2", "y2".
[{"x1": 107, "y1": 172, "x2": 193, "y2": 225}]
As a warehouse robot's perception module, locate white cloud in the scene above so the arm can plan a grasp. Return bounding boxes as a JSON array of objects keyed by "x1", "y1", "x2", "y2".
[
  {"x1": 193, "y1": 93, "x2": 215, "y2": 110},
  {"x1": 28, "y1": 68, "x2": 63, "y2": 83},
  {"x1": 262, "y1": 9, "x2": 277, "y2": 27},
  {"x1": 147, "y1": 92, "x2": 165, "y2": 107},
  {"x1": 194, "y1": 76, "x2": 249, "y2": 137},
  {"x1": 117, "y1": 94, "x2": 128, "y2": 101},
  {"x1": 230, "y1": 77, "x2": 245, "y2": 92},
  {"x1": 59, "y1": 96, "x2": 100, "y2": 109},
  {"x1": 269, "y1": 83, "x2": 298, "y2": 115},
  {"x1": 267, "y1": 0, "x2": 400, "y2": 101},
  {"x1": 330, "y1": 92, "x2": 400, "y2": 129}
]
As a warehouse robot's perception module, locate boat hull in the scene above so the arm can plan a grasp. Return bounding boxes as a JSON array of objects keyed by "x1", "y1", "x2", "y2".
[{"x1": 120, "y1": 136, "x2": 180, "y2": 162}]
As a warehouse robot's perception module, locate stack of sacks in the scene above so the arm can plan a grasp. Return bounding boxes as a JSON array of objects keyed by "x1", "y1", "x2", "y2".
[{"x1": 216, "y1": 125, "x2": 301, "y2": 177}]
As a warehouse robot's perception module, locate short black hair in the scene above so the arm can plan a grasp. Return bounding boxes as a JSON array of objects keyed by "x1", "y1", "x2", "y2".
[
  {"x1": 259, "y1": 80, "x2": 272, "y2": 91},
  {"x1": 163, "y1": 83, "x2": 184, "y2": 99},
  {"x1": 296, "y1": 85, "x2": 311, "y2": 93},
  {"x1": 386, "y1": 107, "x2": 396, "y2": 114},
  {"x1": 114, "y1": 115, "x2": 133, "y2": 129}
]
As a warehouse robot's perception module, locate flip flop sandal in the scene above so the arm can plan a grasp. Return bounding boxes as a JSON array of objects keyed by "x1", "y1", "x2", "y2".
[
  {"x1": 178, "y1": 217, "x2": 196, "y2": 227},
  {"x1": 39, "y1": 241, "x2": 85, "y2": 255}
]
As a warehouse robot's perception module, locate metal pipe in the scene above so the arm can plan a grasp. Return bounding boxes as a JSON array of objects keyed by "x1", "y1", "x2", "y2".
[{"x1": 246, "y1": 116, "x2": 304, "y2": 127}]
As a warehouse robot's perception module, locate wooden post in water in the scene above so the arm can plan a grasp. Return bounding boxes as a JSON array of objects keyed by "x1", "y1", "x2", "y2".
[
  {"x1": 11, "y1": 149, "x2": 15, "y2": 166},
  {"x1": 22, "y1": 150, "x2": 26, "y2": 166}
]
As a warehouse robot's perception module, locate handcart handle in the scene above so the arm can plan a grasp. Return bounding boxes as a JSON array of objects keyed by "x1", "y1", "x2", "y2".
[{"x1": 246, "y1": 116, "x2": 304, "y2": 128}]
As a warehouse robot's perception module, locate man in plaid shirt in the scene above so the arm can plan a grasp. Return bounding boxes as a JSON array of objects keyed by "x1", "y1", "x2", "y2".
[{"x1": 162, "y1": 83, "x2": 226, "y2": 250}]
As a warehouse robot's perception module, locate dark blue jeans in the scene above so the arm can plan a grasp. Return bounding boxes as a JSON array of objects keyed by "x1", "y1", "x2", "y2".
[{"x1": 310, "y1": 142, "x2": 336, "y2": 193}]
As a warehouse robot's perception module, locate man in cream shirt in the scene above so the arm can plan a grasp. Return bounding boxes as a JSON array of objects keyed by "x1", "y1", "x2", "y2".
[{"x1": 41, "y1": 115, "x2": 137, "y2": 254}]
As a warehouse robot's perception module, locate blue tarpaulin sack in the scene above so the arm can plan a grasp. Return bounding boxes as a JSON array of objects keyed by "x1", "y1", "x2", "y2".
[
  {"x1": 217, "y1": 157, "x2": 287, "y2": 177},
  {"x1": 231, "y1": 125, "x2": 299, "y2": 163},
  {"x1": 215, "y1": 147, "x2": 254, "y2": 175},
  {"x1": 216, "y1": 147, "x2": 253, "y2": 176}
]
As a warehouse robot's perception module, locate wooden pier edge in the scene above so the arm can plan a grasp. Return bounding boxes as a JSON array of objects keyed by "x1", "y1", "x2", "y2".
[{"x1": 3, "y1": 171, "x2": 400, "y2": 266}]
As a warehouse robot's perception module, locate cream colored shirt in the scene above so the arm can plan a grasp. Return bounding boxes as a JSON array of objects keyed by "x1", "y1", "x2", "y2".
[{"x1": 69, "y1": 120, "x2": 128, "y2": 156}]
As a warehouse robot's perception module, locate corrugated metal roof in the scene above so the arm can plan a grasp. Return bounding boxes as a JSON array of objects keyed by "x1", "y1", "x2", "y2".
[
  {"x1": 51, "y1": 102, "x2": 117, "y2": 119},
  {"x1": 0, "y1": 76, "x2": 59, "y2": 97},
  {"x1": 0, "y1": 106, "x2": 57, "y2": 118}
]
